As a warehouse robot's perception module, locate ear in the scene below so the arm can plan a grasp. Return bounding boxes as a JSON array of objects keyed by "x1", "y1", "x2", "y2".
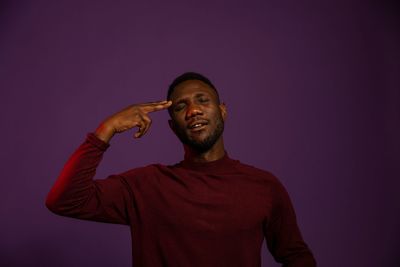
[{"x1": 219, "y1": 103, "x2": 227, "y2": 121}]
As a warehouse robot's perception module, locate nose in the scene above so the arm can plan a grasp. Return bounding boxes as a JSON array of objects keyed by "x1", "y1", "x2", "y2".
[{"x1": 185, "y1": 103, "x2": 203, "y2": 120}]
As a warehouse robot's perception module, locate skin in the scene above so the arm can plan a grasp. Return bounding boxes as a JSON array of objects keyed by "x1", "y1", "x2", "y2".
[
  {"x1": 168, "y1": 80, "x2": 227, "y2": 162},
  {"x1": 95, "y1": 79, "x2": 227, "y2": 163},
  {"x1": 95, "y1": 100, "x2": 173, "y2": 143}
]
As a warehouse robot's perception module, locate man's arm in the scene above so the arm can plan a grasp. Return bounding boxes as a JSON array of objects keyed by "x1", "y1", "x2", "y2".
[
  {"x1": 264, "y1": 182, "x2": 317, "y2": 267},
  {"x1": 45, "y1": 100, "x2": 172, "y2": 224}
]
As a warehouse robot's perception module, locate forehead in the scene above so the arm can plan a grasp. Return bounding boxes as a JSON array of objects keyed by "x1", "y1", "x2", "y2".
[{"x1": 170, "y1": 80, "x2": 218, "y2": 101}]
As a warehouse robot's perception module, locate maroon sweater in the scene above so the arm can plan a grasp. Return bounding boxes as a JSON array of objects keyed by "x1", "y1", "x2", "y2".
[{"x1": 46, "y1": 134, "x2": 316, "y2": 267}]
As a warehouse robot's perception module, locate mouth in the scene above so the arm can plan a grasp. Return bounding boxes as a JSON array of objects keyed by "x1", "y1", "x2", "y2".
[{"x1": 187, "y1": 120, "x2": 208, "y2": 131}]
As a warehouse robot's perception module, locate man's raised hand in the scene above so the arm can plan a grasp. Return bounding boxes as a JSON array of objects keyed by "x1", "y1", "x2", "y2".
[{"x1": 95, "y1": 100, "x2": 172, "y2": 143}]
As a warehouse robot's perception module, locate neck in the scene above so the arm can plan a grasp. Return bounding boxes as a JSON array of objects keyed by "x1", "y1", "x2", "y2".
[{"x1": 183, "y1": 138, "x2": 225, "y2": 163}]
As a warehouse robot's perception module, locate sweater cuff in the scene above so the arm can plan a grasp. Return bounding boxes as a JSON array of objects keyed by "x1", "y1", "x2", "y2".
[{"x1": 86, "y1": 133, "x2": 110, "y2": 151}]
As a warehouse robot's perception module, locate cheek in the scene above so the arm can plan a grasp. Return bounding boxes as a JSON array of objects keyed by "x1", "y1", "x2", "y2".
[
  {"x1": 172, "y1": 117, "x2": 186, "y2": 130},
  {"x1": 210, "y1": 109, "x2": 223, "y2": 121}
]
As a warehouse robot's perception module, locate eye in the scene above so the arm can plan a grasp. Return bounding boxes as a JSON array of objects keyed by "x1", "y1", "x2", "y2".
[
  {"x1": 174, "y1": 103, "x2": 186, "y2": 112},
  {"x1": 199, "y1": 97, "x2": 209, "y2": 103}
]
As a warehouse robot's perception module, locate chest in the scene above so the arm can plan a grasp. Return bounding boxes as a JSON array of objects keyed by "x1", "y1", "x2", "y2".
[{"x1": 139, "y1": 173, "x2": 273, "y2": 235}]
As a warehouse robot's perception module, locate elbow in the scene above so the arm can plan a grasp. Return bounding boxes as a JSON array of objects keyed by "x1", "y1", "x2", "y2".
[
  {"x1": 45, "y1": 191, "x2": 64, "y2": 215},
  {"x1": 45, "y1": 189, "x2": 89, "y2": 217},
  {"x1": 45, "y1": 195, "x2": 57, "y2": 214}
]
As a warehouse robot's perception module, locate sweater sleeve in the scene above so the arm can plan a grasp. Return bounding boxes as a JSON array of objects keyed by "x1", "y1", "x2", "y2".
[
  {"x1": 45, "y1": 133, "x2": 132, "y2": 225},
  {"x1": 263, "y1": 182, "x2": 316, "y2": 267}
]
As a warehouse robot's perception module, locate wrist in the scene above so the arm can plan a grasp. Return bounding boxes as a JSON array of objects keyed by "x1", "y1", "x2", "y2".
[{"x1": 95, "y1": 123, "x2": 115, "y2": 144}]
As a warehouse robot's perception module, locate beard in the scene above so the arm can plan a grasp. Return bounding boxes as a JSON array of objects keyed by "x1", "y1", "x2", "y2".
[{"x1": 174, "y1": 116, "x2": 224, "y2": 153}]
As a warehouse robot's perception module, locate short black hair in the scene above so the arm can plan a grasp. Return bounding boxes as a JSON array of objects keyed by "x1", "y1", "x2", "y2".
[{"x1": 167, "y1": 72, "x2": 220, "y2": 102}]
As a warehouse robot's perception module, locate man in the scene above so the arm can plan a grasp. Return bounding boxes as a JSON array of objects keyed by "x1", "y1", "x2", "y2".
[{"x1": 46, "y1": 72, "x2": 316, "y2": 267}]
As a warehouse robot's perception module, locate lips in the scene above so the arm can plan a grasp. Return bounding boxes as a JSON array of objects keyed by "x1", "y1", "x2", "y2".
[{"x1": 187, "y1": 119, "x2": 208, "y2": 129}]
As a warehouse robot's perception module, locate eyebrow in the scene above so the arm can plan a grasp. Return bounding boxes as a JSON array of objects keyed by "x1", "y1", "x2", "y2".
[{"x1": 174, "y1": 93, "x2": 209, "y2": 104}]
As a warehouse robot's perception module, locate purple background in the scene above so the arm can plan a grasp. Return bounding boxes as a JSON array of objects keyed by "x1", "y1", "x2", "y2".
[{"x1": 1, "y1": 0, "x2": 399, "y2": 266}]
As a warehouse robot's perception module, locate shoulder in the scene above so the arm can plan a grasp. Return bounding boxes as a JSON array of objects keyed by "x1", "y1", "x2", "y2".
[
  {"x1": 231, "y1": 160, "x2": 289, "y2": 191},
  {"x1": 118, "y1": 163, "x2": 173, "y2": 178},
  {"x1": 233, "y1": 160, "x2": 277, "y2": 180}
]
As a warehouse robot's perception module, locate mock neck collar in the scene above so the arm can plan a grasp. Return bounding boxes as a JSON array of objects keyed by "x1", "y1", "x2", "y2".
[{"x1": 178, "y1": 152, "x2": 238, "y2": 173}]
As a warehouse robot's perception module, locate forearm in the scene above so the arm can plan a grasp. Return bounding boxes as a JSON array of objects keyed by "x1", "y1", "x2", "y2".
[
  {"x1": 45, "y1": 133, "x2": 109, "y2": 216},
  {"x1": 265, "y1": 182, "x2": 316, "y2": 267},
  {"x1": 267, "y1": 220, "x2": 316, "y2": 267}
]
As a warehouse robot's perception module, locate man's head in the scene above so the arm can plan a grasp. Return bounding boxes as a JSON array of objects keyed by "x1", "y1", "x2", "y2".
[
  {"x1": 167, "y1": 72, "x2": 227, "y2": 153},
  {"x1": 167, "y1": 72, "x2": 220, "y2": 103}
]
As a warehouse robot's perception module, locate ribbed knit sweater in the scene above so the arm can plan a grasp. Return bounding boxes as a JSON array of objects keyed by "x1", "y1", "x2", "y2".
[{"x1": 46, "y1": 133, "x2": 316, "y2": 267}]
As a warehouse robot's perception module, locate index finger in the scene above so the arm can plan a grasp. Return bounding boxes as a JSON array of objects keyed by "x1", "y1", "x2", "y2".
[{"x1": 142, "y1": 100, "x2": 172, "y2": 113}]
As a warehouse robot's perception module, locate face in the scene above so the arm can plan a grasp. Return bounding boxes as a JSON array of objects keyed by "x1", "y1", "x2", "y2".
[{"x1": 168, "y1": 80, "x2": 227, "y2": 152}]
